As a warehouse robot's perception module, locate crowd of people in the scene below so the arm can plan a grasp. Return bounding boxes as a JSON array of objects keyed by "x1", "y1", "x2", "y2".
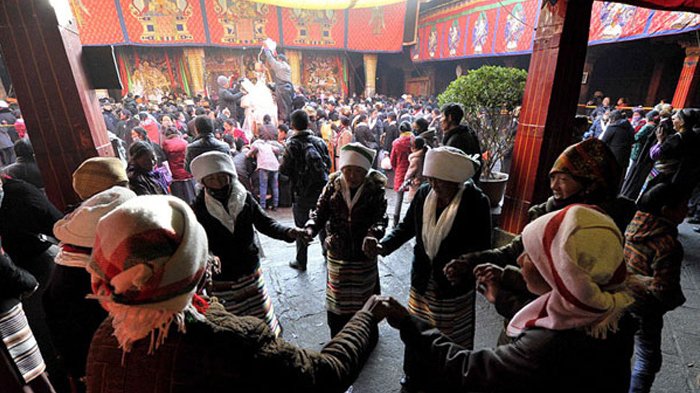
[{"x1": 0, "y1": 75, "x2": 698, "y2": 393}]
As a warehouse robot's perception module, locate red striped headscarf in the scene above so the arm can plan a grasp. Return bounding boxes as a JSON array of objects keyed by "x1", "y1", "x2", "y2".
[
  {"x1": 507, "y1": 204, "x2": 633, "y2": 339},
  {"x1": 87, "y1": 195, "x2": 209, "y2": 352}
]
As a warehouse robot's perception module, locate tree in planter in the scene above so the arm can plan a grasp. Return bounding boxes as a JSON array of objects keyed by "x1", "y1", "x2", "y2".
[{"x1": 438, "y1": 65, "x2": 527, "y2": 180}]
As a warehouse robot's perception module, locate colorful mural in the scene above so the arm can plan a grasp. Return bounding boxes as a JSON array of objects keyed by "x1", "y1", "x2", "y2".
[
  {"x1": 414, "y1": 0, "x2": 700, "y2": 62},
  {"x1": 116, "y1": 47, "x2": 190, "y2": 100},
  {"x1": 302, "y1": 53, "x2": 347, "y2": 96}
]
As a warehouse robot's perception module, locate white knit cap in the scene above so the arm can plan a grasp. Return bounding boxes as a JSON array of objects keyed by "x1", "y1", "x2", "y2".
[
  {"x1": 423, "y1": 146, "x2": 477, "y2": 183},
  {"x1": 339, "y1": 142, "x2": 376, "y2": 171},
  {"x1": 190, "y1": 151, "x2": 237, "y2": 183},
  {"x1": 54, "y1": 186, "x2": 137, "y2": 248}
]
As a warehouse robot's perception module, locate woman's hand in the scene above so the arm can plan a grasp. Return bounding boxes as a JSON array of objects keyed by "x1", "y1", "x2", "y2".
[
  {"x1": 362, "y1": 236, "x2": 384, "y2": 259},
  {"x1": 444, "y1": 253, "x2": 477, "y2": 285},
  {"x1": 473, "y1": 263, "x2": 504, "y2": 304},
  {"x1": 362, "y1": 295, "x2": 410, "y2": 328}
]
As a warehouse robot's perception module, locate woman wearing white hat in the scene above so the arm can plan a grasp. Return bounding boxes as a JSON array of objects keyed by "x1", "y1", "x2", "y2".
[
  {"x1": 190, "y1": 151, "x2": 308, "y2": 337},
  {"x1": 364, "y1": 146, "x2": 491, "y2": 391},
  {"x1": 305, "y1": 142, "x2": 388, "y2": 342}
]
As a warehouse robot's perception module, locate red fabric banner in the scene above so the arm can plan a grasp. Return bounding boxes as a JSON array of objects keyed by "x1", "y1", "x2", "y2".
[
  {"x1": 68, "y1": 0, "x2": 124, "y2": 45},
  {"x1": 494, "y1": 0, "x2": 537, "y2": 54},
  {"x1": 204, "y1": 1, "x2": 280, "y2": 47},
  {"x1": 346, "y1": 3, "x2": 406, "y2": 52},
  {"x1": 280, "y1": 9, "x2": 345, "y2": 49},
  {"x1": 118, "y1": 0, "x2": 207, "y2": 44},
  {"x1": 647, "y1": 10, "x2": 700, "y2": 34}
]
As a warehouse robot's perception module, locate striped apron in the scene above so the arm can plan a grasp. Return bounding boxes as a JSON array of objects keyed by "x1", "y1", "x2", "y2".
[
  {"x1": 326, "y1": 255, "x2": 379, "y2": 315},
  {"x1": 212, "y1": 268, "x2": 281, "y2": 337},
  {"x1": 408, "y1": 279, "x2": 476, "y2": 348},
  {"x1": 0, "y1": 303, "x2": 46, "y2": 383}
]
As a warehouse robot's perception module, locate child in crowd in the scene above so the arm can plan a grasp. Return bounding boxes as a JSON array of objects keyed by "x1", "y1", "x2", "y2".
[
  {"x1": 625, "y1": 182, "x2": 688, "y2": 392},
  {"x1": 400, "y1": 136, "x2": 428, "y2": 203}
]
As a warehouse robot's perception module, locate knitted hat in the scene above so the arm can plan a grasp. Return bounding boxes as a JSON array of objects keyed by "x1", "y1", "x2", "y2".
[
  {"x1": 423, "y1": 146, "x2": 477, "y2": 183},
  {"x1": 339, "y1": 142, "x2": 376, "y2": 171},
  {"x1": 550, "y1": 139, "x2": 621, "y2": 200},
  {"x1": 507, "y1": 204, "x2": 633, "y2": 339},
  {"x1": 72, "y1": 157, "x2": 128, "y2": 200},
  {"x1": 87, "y1": 195, "x2": 208, "y2": 352},
  {"x1": 54, "y1": 186, "x2": 137, "y2": 248},
  {"x1": 190, "y1": 151, "x2": 237, "y2": 183}
]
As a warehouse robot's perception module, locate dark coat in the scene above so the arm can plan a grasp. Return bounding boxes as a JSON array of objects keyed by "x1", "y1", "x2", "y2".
[
  {"x1": 442, "y1": 125, "x2": 483, "y2": 181},
  {"x1": 657, "y1": 130, "x2": 700, "y2": 193},
  {"x1": 184, "y1": 133, "x2": 231, "y2": 172},
  {"x1": 621, "y1": 128, "x2": 657, "y2": 201},
  {"x1": 0, "y1": 178, "x2": 61, "y2": 268},
  {"x1": 382, "y1": 122, "x2": 400, "y2": 152},
  {"x1": 192, "y1": 191, "x2": 294, "y2": 281},
  {"x1": 380, "y1": 183, "x2": 491, "y2": 297},
  {"x1": 1, "y1": 157, "x2": 45, "y2": 189},
  {"x1": 353, "y1": 123, "x2": 378, "y2": 151},
  {"x1": 600, "y1": 119, "x2": 634, "y2": 172},
  {"x1": 399, "y1": 313, "x2": 634, "y2": 393},
  {"x1": 127, "y1": 165, "x2": 168, "y2": 196},
  {"x1": 87, "y1": 303, "x2": 377, "y2": 393},
  {"x1": 43, "y1": 264, "x2": 106, "y2": 379},
  {"x1": 0, "y1": 252, "x2": 37, "y2": 313},
  {"x1": 218, "y1": 87, "x2": 244, "y2": 121},
  {"x1": 308, "y1": 170, "x2": 387, "y2": 261},
  {"x1": 0, "y1": 108, "x2": 17, "y2": 143},
  {"x1": 279, "y1": 130, "x2": 331, "y2": 207}
]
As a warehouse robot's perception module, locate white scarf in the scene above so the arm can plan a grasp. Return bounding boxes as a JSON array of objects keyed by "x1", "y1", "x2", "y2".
[
  {"x1": 421, "y1": 186, "x2": 464, "y2": 261},
  {"x1": 339, "y1": 176, "x2": 366, "y2": 218},
  {"x1": 204, "y1": 179, "x2": 247, "y2": 234}
]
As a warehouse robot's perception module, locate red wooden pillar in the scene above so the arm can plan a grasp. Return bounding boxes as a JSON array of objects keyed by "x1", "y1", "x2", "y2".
[
  {"x1": 671, "y1": 45, "x2": 700, "y2": 109},
  {"x1": 501, "y1": 0, "x2": 593, "y2": 233},
  {"x1": 645, "y1": 52, "x2": 667, "y2": 106},
  {"x1": 0, "y1": 0, "x2": 112, "y2": 211},
  {"x1": 578, "y1": 48, "x2": 602, "y2": 105}
]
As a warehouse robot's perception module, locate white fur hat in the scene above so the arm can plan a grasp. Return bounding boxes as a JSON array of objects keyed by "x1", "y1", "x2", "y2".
[
  {"x1": 54, "y1": 186, "x2": 137, "y2": 248},
  {"x1": 190, "y1": 151, "x2": 237, "y2": 183},
  {"x1": 339, "y1": 142, "x2": 376, "y2": 171},
  {"x1": 423, "y1": 146, "x2": 477, "y2": 183}
]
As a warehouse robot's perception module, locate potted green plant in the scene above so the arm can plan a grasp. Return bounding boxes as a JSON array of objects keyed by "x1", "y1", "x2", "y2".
[{"x1": 438, "y1": 65, "x2": 527, "y2": 207}]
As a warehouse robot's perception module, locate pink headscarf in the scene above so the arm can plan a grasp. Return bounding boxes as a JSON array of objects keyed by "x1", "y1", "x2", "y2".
[{"x1": 507, "y1": 204, "x2": 633, "y2": 339}]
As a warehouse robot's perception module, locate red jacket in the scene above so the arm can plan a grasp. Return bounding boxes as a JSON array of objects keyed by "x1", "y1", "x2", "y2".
[
  {"x1": 162, "y1": 135, "x2": 191, "y2": 180},
  {"x1": 391, "y1": 134, "x2": 413, "y2": 191}
]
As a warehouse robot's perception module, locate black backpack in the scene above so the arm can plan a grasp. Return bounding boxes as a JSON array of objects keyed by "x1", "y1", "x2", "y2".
[{"x1": 298, "y1": 139, "x2": 329, "y2": 190}]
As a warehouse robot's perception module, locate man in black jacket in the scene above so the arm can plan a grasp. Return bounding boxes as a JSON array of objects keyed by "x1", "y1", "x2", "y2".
[
  {"x1": 441, "y1": 103, "x2": 483, "y2": 182},
  {"x1": 279, "y1": 110, "x2": 331, "y2": 271},
  {"x1": 382, "y1": 112, "x2": 399, "y2": 154},
  {"x1": 185, "y1": 115, "x2": 230, "y2": 172}
]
